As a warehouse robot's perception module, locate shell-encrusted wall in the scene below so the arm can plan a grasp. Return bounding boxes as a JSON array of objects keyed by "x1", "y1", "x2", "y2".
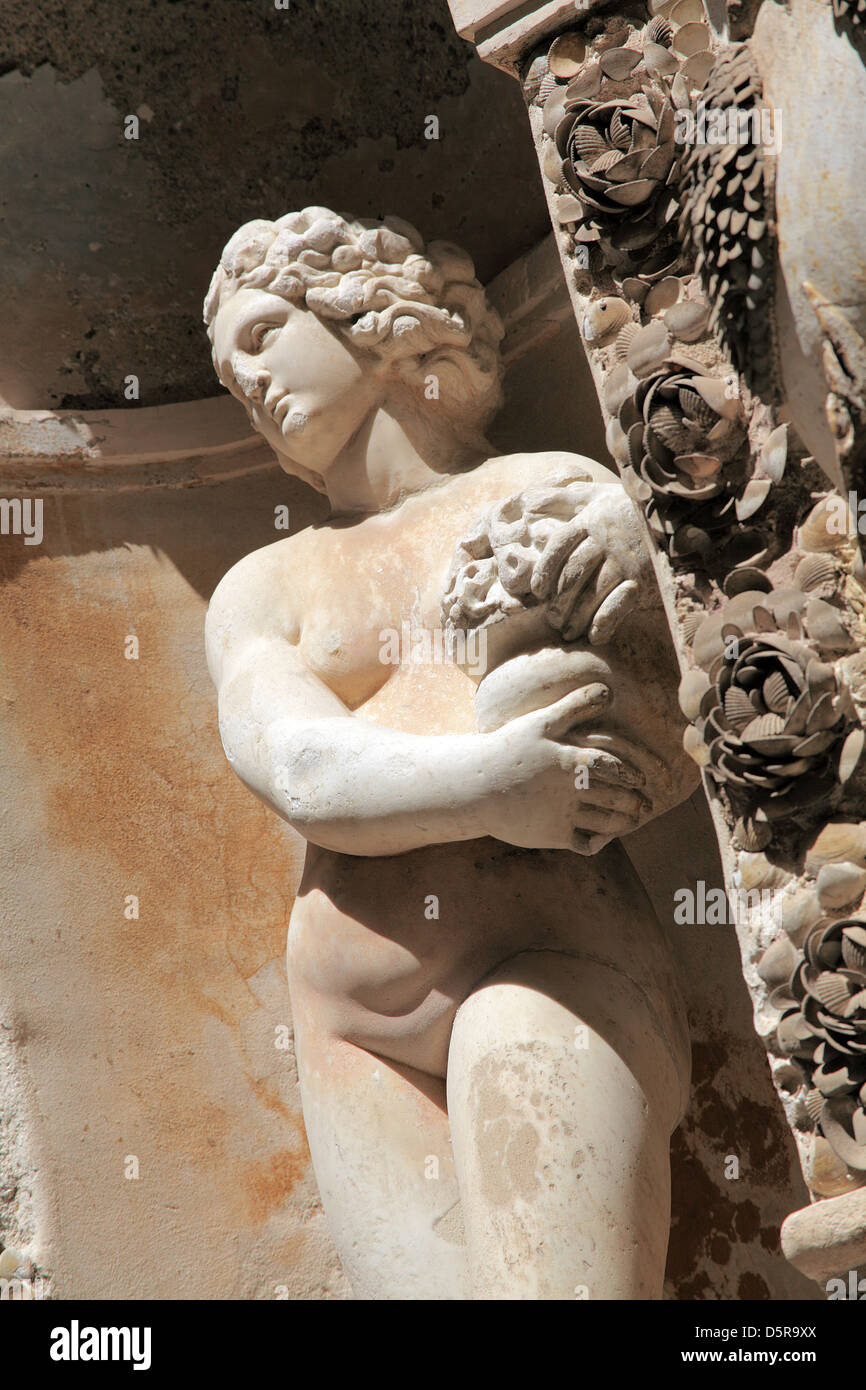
[{"x1": 518, "y1": 0, "x2": 866, "y2": 1204}]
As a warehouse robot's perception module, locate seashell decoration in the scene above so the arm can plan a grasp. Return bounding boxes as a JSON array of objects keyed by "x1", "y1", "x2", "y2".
[
  {"x1": 815, "y1": 861, "x2": 866, "y2": 910},
  {"x1": 524, "y1": 4, "x2": 866, "y2": 1211},
  {"x1": 774, "y1": 918, "x2": 866, "y2": 1171},
  {"x1": 797, "y1": 495, "x2": 852, "y2": 554},
  {"x1": 552, "y1": 88, "x2": 681, "y2": 270},
  {"x1": 664, "y1": 298, "x2": 710, "y2": 343},
  {"x1": 805, "y1": 822, "x2": 866, "y2": 875},
  {"x1": 679, "y1": 45, "x2": 777, "y2": 401},
  {"x1": 733, "y1": 812, "x2": 771, "y2": 851},
  {"x1": 645, "y1": 15, "x2": 674, "y2": 48},
  {"x1": 738, "y1": 850, "x2": 792, "y2": 891},
  {"x1": 794, "y1": 554, "x2": 838, "y2": 593},
  {"x1": 582, "y1": 296, "x2": 630, "y2": 345},
  {"x1": 832, "y1": 0, "x2": 866, "y2": 25},
  {"x1": 616, "y1": 355, "x2": 757, "y2": 564},
  {"x1": 685, "y1": 609, "x2": 849, "y2": 817}
]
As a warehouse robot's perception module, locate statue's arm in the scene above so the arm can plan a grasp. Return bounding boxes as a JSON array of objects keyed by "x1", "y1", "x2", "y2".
[{"x1": 206, "y1": 553, "x2": 649, "y2": 858}]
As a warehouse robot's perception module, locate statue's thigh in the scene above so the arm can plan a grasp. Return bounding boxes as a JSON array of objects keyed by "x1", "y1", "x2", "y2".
[
  {"x1": 292, "y1": 1011, "x2": 469, "y2": 1300},
  {"x1": 447, "y1": 950, "x2": 681, "y2": 1300}
]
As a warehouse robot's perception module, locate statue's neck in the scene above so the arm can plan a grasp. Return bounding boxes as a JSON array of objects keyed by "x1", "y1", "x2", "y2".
[{"x1": 322, "y1": 402, "x2": 489, "y2": 516}]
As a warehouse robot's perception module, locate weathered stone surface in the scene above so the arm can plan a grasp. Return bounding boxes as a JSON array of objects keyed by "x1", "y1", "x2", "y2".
[{"x1": 0, "y1": 0, "x2": 548, "y2": 410}]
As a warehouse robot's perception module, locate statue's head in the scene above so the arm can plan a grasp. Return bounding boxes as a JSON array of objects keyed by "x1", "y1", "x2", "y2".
[{"x1": 204, "y1": 207, "x2": 504, "y2": 491}]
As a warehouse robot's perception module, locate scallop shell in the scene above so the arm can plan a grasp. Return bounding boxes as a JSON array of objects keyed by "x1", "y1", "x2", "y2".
[
  {"x1": 599, "y1": 47, "x2": 642, "y2": 81},
  {"x1": 679, "y1": 668, "x2": 711, "y2": 720},
  {"x1": 794, "y1": 554, "x2": 837, "y2": 592},
  {"x1": 798, "y1": 496, "x2": 850, "y2": 554},
  {"x1": 670, "y1": 0, "x2": 707, "y2": 21},
  {"x1": 762, "y1": 671, "x2": 792, "y2": 715},
  {"x1": 805, "y1": 597, "x2": 852, "y2": 652},
  {"x1": 724, "y1": 685, "x2": 755, "y2": 731},
  {"x1": 780, "y1": 891, "x2": 823, "y2": 943},
  {"x1": 648, "y1": 404, "x2": 694, "y2": 454},
  {"x1": 548, "y1": 32, "x2": 587, "y2": 78},
  {"x1": 738, "y1": 852, "x2": 792, "y2": 892},
  {"x1": 676, "y1": 385, "x2": 718, "y2": 428},
  {"x1": 803, "y1": 819, "x2": 865, "y2": 874},
  {"x1": 811, "y1": 969, "x2": 855, "y2": 1010},
  {"x1": 573, "y1": 123, "x2": 609, "y2": 163},
  {"x1": 756, "y1": 936, "x2": 797, "y2": 987},
  {"x1": 839, "y1": 728, "x2": 865, "y2": 784},
  {"x1": 681, "y1": 610, "x2": 703, "y2": 644},
  {"x1": 804, "y1": 1089, "x2": 826, "y2": 1126},
  {"x1": 733, "y1": 814, "x2": 771, "y2": 852},
  {"x1": 645, "y1": 15, "x2": 674, "y2": 45},
  {"x1": 614, "y1": 322, "x2": 640, "y2": 361},
  {"x1": 626, "y1": 321, "x2": 670, "y2": 377},
  {"x1": 664, "y1": 299, "x2": 709, "y2": 343},
  {"x1": 841, "y1": 926, "x2": 866, "y2": 973},
  {"x1": 644, "y1": 276, "x2": 681, "y2": 317},
  {"x1": 673, "y1": 21, "x2": 711, "y2": 55},
  {"x1": 742, "y1": 711, "x2": 787, "y2": 742},
  {"x1": 759, "y1": 424, "x2": 788, "y2": 484},
  {"x1": 805, "y1": 1135, "x2": 860, "y2": 1198},
  {"x1": 816, "y1": 862, "x2": 866, "y2": 911},
  {"x1": 583, "y1": 296, "x2": 630, "y2": 346}
]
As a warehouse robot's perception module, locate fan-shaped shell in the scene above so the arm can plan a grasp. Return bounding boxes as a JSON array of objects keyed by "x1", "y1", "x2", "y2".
[
  {"x1": 648, "y1": 404, "x2": 694, "y2": 454},
  {"x1": 798, "y1": 496, "x2": 850, "y2": 554},
  {"x1": 794, "y1": 554, "x2": 837, "y2": 592},
  {"x1": 664, "y1": 299, "x2": 709, "y2": 342},
  {"x1": 724, "y1": 685, "x2": 756, "y2": 731},
  {"x1": 734, "y1": 814, "x2": 771, "y2": 852},
  {"x1": 762, "y1": 671, "x2": 791, "y2": 715},
  {"x1": 676, "y1": 384, "x2": 718, "y2": 427},
  {"x1": 646, "y1": 14, "x2": 674, "y2": 45},
  {"x1": 842, "y1": 927, "x2": 866, "y2": 973},
  {"x1": 548, "y1": 32, "x2": 587, "y2": 78},
  {"x1": 810, "y1": 969, "x2": 855, "y2": 1011},
  {"x1": 805, "y1": 823, "x2": 866, "y2": 874},
  {"x1": 573, "y1": 123, "x2": 610, "y2": 163},
  {"x1": 681, "y1": 610, "x2": 703, "y2": 644},
  {"x1": 816, "y1": 862, "x2": 866, "y2": 911},
  {"x1": 738, "y1": 852, "x2": 792, "y2": 891},
  {"x1": 742, "y1": 712, "x2": 786, "y2": 741}
]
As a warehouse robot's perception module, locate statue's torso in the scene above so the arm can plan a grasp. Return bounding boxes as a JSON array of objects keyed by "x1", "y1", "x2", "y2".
[{"x1": 262, "y1": 452, "x2": 688, "y2": 1078}]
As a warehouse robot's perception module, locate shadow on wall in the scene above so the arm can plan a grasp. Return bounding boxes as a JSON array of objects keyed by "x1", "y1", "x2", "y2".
[{"x1": 0, "y1": 0, "x2": 549, "y2": 410}]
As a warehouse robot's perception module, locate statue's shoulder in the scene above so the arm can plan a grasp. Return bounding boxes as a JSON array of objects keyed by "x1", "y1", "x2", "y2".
[
  {"x1": 478, "y1": 449, "x2": 619, "y2": 492},
  {"x1": 206, "y1": 532, "x2": 308, "y2": 652}
]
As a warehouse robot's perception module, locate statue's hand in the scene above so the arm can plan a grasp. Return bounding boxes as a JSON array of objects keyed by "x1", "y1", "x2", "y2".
[
  {"x1": 526, "y1": 483, "x2": 648, "y2": 645},
  {"x1": 482, "y1": 683, "x2": 652, "y2": 854}
]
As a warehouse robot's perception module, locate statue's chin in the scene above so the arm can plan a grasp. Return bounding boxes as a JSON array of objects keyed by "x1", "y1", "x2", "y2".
[{"x1": 272, "y1": 447, "x2": 327, "y2": 494}]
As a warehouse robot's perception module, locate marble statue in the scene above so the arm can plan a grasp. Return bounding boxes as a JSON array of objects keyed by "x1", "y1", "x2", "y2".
[{"x1": 203, "y1": 207, "x2": 698, "y2": 1299}]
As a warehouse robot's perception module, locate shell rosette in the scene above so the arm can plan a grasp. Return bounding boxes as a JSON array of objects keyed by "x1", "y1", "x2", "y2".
[
  {"x1": 775, "y1": 917, "x2": 866, "y2": 1172},
  {"x1": 554, "y1": 90, "x2": 680, "y2": 265},
  {"x1": 688, "y1": 624, "x2": 847, "y2": 817},
  {"x1": 617, "y1": 358, "x2": 749, "y2": 561}
]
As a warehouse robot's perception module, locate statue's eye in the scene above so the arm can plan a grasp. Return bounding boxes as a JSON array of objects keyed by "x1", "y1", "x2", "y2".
[{"x1": 249, "y1": 322, "x2": 278, "y2": 352}]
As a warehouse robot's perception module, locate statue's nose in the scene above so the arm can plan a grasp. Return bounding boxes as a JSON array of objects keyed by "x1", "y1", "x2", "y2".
[{"x1": 231, "y1": 354, "x2": 270, "y2": 404}]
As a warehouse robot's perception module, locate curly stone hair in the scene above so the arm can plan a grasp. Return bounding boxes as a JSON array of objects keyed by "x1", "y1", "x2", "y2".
[{"x1": 203, "y1": 206, "x2": 505, "y2": 431}]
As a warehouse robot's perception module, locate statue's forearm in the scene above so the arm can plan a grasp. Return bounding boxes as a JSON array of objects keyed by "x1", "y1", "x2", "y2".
[{"x1": 264, "y1": 717, "x2": 511, "y2": 855}]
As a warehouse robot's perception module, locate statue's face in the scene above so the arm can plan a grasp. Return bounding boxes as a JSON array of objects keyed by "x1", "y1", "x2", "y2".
[{"x1": 211, "y1": 286, "x2": 384, "y2": 476}]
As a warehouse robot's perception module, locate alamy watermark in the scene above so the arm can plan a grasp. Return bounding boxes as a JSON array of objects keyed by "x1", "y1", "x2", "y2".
[
  {"x1": 0, "y1": 497, "x2": 42, "y2": 545},
  {"x1": 674, "y1": 880, "x2": 783, "y2": 928},
  {"x1": 378, "y1": 622, "x2": 487, "y2": 678},
  {"x1": 675, "y1": 103, "x2": 782, "y2": 155}
]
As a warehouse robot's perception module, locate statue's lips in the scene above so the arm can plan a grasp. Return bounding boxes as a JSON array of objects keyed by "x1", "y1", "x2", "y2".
[{"x1": 266, "y1": 393, "x2": 292, "y2": 427}]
